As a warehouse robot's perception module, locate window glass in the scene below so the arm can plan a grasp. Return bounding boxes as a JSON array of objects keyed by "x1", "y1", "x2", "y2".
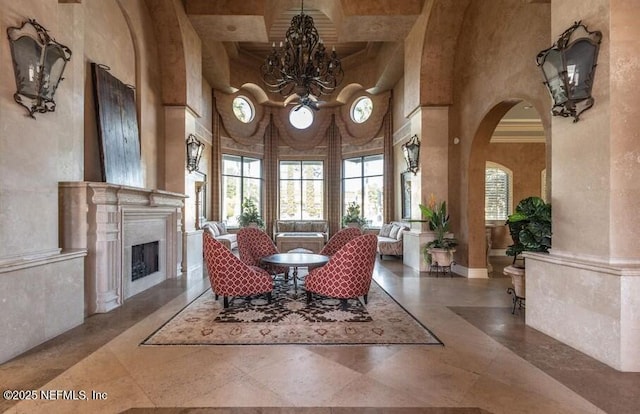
[
  {"x1": 343, "y1": 158, "x2": 363, "y2": 178},
  {"x1": 243, "y1": 157, "x2": 261, "y2": 178},
  {"x1": 232, "y1": 96, "x2": 254, "y2": 123},
  {"x1": 351, "y1": 96, "x2": 373, "y2": 123},
  {"x1": 222, "y1": 154, "x2": 241, "y2": 175},
  {"x1": 363, "y1": 154, "x2": 383, "y2": 176},
  {"x1": 289, "y1": 105, "x2": 314, "y2": 129},
  {"x1": 485, "y1": 163, "x2": 512, "y2": 221},
  {"x1": 222, "y1": 175, "x2": 242, "y2": 226},
  {"x1": 279, "y1": 160, "x2": 324, "y2": 220},
  {"x1": 280, "y1": 160, "x2": 301, "y2": 180},
  {"x1": 342, "y1": 155, "x2": 384, "y2": 228},
  {"x1": 222, "y1": 154, "x2": 262, "y2": 227}
]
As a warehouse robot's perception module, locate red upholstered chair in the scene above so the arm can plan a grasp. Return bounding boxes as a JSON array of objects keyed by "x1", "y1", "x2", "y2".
[
  {"x1": 237, "y1": 227, "x2": 288, "y2": 276},
  {"x1": 203, "y1": 231, "x2": 273, "y2": 308},
  {"x1": 319, "y1": 227, "x2": 362, "y2": 256},
  {"x1": 305, "y1": 234, "x2": 377, "y2": 305}
]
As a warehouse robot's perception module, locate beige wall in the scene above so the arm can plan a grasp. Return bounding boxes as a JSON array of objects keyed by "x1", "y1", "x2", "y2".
[
  {"x1": 120, "y1": 0, "x2": 165, "y2": 190},
  {"x1": 447, "y1": 0, "x2": 551, "y2": 269},
  {"x1": 1, "y1": 0, "x2": 83, "y2": 258},
  {"x1": 83, "y1": 0, "x2": 164, "y2": 188}
]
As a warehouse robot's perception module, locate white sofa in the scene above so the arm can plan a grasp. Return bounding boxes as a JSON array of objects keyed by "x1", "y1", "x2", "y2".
[
  {"x1": 377, "y1": 221, "x2": 410, "y2": 258},
  {"x1": 202, "y1": 221, "x2": 237, "y2": 250}
]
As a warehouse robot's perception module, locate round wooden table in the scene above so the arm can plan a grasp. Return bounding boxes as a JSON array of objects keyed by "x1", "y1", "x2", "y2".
[{"x1": 261, "y1": 253, "x2": 329, "y2": 293}]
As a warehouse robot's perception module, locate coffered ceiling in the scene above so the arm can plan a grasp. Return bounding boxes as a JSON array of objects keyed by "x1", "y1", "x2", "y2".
[{"x1": 185, "y1": 0, "x2": 425, "y2": 94}]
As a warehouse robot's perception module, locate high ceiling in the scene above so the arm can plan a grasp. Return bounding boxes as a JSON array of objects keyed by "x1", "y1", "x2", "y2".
[
  {"x1": 184, "y1": 0, "x2": 425, "y2": 96},
  {"x1": 183, "y1": 0, "x2": 545, "y2": 138}
]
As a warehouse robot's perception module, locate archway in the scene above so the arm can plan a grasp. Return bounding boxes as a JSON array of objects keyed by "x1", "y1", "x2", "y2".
[{"x1": 468, "y1": 99, "x2": 547, "y2": 277}]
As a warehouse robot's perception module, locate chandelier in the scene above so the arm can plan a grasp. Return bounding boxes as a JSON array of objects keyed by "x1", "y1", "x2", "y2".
[{"x1": 260, "y1": 1, "x2": 344, "y2": 101}]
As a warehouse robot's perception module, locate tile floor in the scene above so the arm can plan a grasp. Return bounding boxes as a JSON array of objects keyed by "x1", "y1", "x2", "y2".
[{"x1": 1, "y1": 256, "x2": 638, "y2": 413}]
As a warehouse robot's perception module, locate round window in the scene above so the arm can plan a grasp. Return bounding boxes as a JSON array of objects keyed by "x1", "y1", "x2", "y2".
[
  {"x1": 232, "y1": 96, "x2": 254, "y2": 123},
  {"x1": 351, "y1": 96, "x2": 373, "y2": 123},
  {"x1": 289, "y1": 105, "x2": 314, "y2": 129}
]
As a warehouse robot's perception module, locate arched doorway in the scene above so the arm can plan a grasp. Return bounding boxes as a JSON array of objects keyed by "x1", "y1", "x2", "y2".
[{"x1": 468, "y1": 100, "x2": 547, "y2": 277}]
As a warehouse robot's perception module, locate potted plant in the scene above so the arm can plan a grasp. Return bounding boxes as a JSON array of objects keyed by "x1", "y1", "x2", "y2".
[
  {"x1": 342, "y1": 201, "x2": 367, "y2": 228},
  {"x1": 505, "y1": 196, "x2": 552, "y2": 299},
  {"x1": 419, "y1": 195, "x2": 458, "y2": 267},
  {"x1": 238, "y1": 198, "x2": 265, "y2": 229}
]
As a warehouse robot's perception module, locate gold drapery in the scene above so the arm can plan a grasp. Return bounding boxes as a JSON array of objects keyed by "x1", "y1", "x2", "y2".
[
  {"x1": 211, "y1": 94, "x2": 222, "y2": 221},
  {"x1": 264, "y1": 113, "x2": 278, "y2": 238},
  {"x1": 383, "y1": 93, "x2": 394, "y2": 223},
  {"x1": 327, "y1": 115, "x2": 342, "y2": 237}
]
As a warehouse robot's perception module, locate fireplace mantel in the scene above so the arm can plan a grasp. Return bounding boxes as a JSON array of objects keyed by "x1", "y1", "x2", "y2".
[{"x1": 59, "y1": 182, "x2": 185, "y2": 315}]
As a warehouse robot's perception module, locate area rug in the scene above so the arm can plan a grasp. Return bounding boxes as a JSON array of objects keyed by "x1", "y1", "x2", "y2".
[{"x1": 141, "y1": 280, "x2": 443, "y2": 346}]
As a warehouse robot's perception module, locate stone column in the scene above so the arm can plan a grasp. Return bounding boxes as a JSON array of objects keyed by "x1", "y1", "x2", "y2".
[
  {"x1": 164, "y1": 105, "x2": 201, "y2": 279},
  {"x1": 526, "y1": 0, "x2": 640, "y2": 372}
]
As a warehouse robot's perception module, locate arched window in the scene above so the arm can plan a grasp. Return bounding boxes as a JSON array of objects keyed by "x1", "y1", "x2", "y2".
[
  {"x1": 485, "y1": 162, "x2": 513, "y2": 221},
  {"x1": 350, "y1": 96, "x2": 373, "y2": 123},
  {"x1": 232, "y1": 96, "x2": 254, "y2": 123},
  {"x1": 289, "y1": 105, "x2": 314, "y2": 129}
]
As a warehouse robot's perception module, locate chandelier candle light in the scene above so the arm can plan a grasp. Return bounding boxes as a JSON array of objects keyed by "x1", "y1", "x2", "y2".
[{"x1": 261, "y1": 0, "x2": 343, "y2": 104}]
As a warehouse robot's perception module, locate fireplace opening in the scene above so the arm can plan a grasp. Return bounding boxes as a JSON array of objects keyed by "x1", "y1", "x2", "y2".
[{"x1": 131, "y1": 241, "x2": 159, "y2": 281}]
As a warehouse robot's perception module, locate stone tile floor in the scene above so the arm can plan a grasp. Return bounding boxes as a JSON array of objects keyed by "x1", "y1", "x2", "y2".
[{"x1": 1, "y1": 256, "x2": 637, "y2": 413}]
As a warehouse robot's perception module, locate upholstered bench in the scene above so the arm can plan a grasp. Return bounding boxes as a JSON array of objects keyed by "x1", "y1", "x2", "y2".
[
  {"x1": 273, "y1": 220, "x2": 329, "y2": 242},
  {"x1": 275, "y1": 232, "x2": 325, "y2": 253}
]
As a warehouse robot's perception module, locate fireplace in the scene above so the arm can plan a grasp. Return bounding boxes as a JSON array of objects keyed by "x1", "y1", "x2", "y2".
[
  {"x1": 59, "y1": 182, "x2": 185, "y2": 315},
  {"x1": 131, "y1": 241, "x2": 159, "y2": 281}
]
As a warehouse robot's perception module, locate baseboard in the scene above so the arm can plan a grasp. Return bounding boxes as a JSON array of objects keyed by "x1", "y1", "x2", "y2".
[
  {"x1": 490, "y1": 248, "x2": 507, "y2": 256},
  {"x1": 452, "y1": 264, "x2": 489, "y2": 279}
]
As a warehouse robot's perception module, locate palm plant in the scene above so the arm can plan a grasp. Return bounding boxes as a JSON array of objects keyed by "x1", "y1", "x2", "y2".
[{"x1": 419, "y1": 194, "x2": 458, "y2": 250}]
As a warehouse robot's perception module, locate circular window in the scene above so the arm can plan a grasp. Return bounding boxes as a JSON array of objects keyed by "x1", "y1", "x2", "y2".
[
  {"x1": 289, "y1": 105, "x2": 314, "y2": 129},
  {"x1": 351, "y1": 96, "x2": 373, "y2": 123},
  {"x1": 232, "y1": 96, "x2": 254, "y2": 123}
]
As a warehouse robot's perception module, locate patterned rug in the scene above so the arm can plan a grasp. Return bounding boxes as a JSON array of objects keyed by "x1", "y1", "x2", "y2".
[{"x1": 142, "y1": 279, "x2": 443, "y2": 346}]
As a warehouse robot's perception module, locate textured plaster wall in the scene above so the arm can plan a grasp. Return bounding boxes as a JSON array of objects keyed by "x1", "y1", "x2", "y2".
[
  {"x1": 448, "y1": 0, "x2": 551, "y2": 268},
  {"x1": 0, "y1": 0, "x2": 88, "y2": 362},
  {"x1": 403, "y1": 1, "x2": 430, "y2": 116},
  {"x1": 551, "y1": 1, "x2": 611, "y2": 259},
  {"x1": 119, "y1": 0, "x2": 165, "y2": 190},
  {"x1": 175, "y1": 0, "x2": 202, "y2": 116},
  {"x1": 610, "y1": 0, "x2": 640, "y2": 262},
  {"x1": 526, "y1": 0, "x2": 640, "y2": 372},
  {"x1": 0, "y1": 0, "x2": 80, "y2": 259},
  {"x1": 82, "y1": 0, "x2": 163, "y2": 188},
  {"x1": 83, "y1": 0, "x2": 135, "y2": 182}
]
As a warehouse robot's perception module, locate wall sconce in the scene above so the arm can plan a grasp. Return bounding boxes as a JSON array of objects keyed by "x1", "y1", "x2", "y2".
[
  {"x1": 402, "y1": 135, "x2": 421, "y2": 175},
  {"x1": 186, "y1": 134, "x2": 204, "y2": 173},
  {"x1": 536, "y1": 21, "x2": 602, "y2": 122},
  {"x1": 7, "y1": 19, "x2": 72, "y2": 119}
]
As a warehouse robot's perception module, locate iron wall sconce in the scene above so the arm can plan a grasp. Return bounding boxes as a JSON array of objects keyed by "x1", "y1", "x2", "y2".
[
  {"x1": 7, "y1": 19, "x2": 72, "y2": 119},
  {"x1": 402, "y1": 135, "x2": 421, "y2": 175},
  {"x1": 186, "y1": 134, "x2": 204, "y2": 173},
  {"x1": 536, "y1": 21, "x2": 602, "y2": 122}
]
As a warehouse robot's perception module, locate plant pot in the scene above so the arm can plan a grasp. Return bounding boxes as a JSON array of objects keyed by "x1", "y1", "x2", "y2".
[
  {"x1": 503, "y1": 265, "x2": 525, "y2": 298},
  {"x1": 345, "y1": 222, "x2": 362, "y2": 229},
  {"x1": 427, "y1": 248, "x2": 456, "y2": 267}
]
